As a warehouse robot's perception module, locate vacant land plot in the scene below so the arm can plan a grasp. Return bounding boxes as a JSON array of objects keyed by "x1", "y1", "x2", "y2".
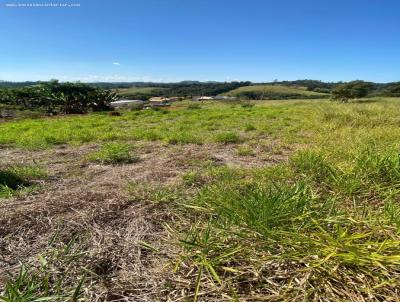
[{"x1": 1, "y1": 98, "x2": 400, "y2": 301}]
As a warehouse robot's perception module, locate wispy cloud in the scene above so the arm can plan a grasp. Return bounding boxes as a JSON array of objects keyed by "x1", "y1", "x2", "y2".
[{"x1": 112, "y1": 62, "x2": 120, "y2": 65}]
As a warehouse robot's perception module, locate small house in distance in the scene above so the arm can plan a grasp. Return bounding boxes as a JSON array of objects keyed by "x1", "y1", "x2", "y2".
[
  {"x1": 149, "y1": 97, "x2": 170, "y2": 107},
  {"x1": 110, "y1": 99, "x2": 145, "y2": 109}
]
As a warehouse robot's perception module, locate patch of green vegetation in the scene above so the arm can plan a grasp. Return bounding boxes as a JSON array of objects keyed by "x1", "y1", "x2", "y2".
[
  {"x1": 166, "y1": 132, "x2": 202, "y2": 145},
  {"x1": 186, "y1": 103, "x2": 202, "y2": 110},
  {"x1": 87, "y1": 142, "x2": 138, "y2": 164},
  {"x1": 244, "y1": 123, "x2": 256, "y2": 131},
  {"x1": 116, "y1": 86, "x2": 167, "y2": 95},
  {"x1": 115, "y1": 86, "x2": 167, "y2": 100},
  {"x1": 156, "y1": 98, "x2": 400, "y2": 300},
  {"x1": 236, "y1": 145, "x2": 254, "y2": 156},
  {"x1": 0, "y1": 165, "x2": 47, "y2": 198},
  {"x1": 214, "y1": 131, "x2": 241, "y2": 144},
  {"x1": 240, "y1": 101, "x2": 255, "y2": 108},
  {"x1": 225, "y1": 84, "x2": 328, "y2": 100},
  {"x1": 181, "y1": 170, "x2": 211, "y2": 188},
  {"x1": 2, "y1": 97, "x2": 400, "y2": 299},
  {"x1": 0, "y1": 233, "x2": 87, "y2": 302},
  {"x1": 176, "y1": 142, "x2": 400, "y2": 299},
  {"x1": 126, "y1": 181, "x2": 181, "y2": 204}
]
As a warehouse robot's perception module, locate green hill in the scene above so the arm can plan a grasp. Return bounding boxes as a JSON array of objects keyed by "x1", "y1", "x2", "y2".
[
  {"x1": 225, "y1": 84, "x2": 329, "y2": 100},
  {"x1": 115, "y1": 86, "x2": 167, "y2": 99}
]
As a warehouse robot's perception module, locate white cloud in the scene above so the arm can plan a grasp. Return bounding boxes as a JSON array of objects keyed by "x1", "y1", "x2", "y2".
[{"x1": 112, "y1": 62, "x2": 120, "y2": 65}]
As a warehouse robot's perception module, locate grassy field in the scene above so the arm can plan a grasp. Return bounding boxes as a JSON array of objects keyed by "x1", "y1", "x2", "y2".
[
  {"x1": 225, "y1": 84, "x2": 329, "y2": 99},
  {"x1": 1, "y1": 98, "x2": 400, "y2": 301}
]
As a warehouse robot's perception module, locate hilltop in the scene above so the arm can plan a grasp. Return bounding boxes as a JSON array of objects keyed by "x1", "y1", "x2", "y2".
[{"x1": 224, "y1": 84, "x2": 329, "y2": 100}]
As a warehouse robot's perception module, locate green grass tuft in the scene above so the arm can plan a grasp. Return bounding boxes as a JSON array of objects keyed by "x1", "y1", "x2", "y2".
[
  {"x1": 88, "y1": 143, "x2": 138, "y2": 164},
  {"x1": 214, "y1": 132, "x2": 241, "y2": 144},
  {"x1": 244, "y1": 123, "x2": 256, "y2": 131},
  {"x1": 236, "y1": 145, "x2": 254, "y2": 156},
  {"x1": 0, "y1": 165, "x2": 47, "y2": 199}
]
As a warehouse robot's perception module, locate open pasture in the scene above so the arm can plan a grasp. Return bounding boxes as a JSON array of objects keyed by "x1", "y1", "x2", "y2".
[{"x1": 1, "y1": 98, "x2": 400, "y2": 301}]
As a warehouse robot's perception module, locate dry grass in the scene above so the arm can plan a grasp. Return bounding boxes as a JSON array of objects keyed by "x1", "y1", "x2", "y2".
[
  {"x1": 0, "y1": 140, "x2": 284, "y2": 301},
  {"x1": 2, "y1": 99, "x2": 400, "y2": 301}
]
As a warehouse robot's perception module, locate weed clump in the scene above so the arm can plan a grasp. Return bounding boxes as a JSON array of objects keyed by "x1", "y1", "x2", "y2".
[
  {"x1": 166, "y1": 132, "x2": 202, "y2": 145},
  {"x1": 88, "y1": 143, "x2": 138, "y2": 164},
  {"x1": 355, "y1": 147, "x2": 400, "y2": 185},
  {"x1": 0, "y1": 166, "x2": 46, "y2": 198},
  {"x1": 214, "y1": 132, "x2": 241, "y2": 144},
  {"x1": 236, "y1": 146, "x2": 254, "y2": 156},
  {"x1": 244, "y1": 123, "x2": 256, "y2": 131},
  {"x1": 290, "y1": 150, "x2": 337, "y2": 183}
]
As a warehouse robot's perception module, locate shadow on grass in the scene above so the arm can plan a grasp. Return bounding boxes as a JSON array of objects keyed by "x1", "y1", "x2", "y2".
[{"x1": 0, "y1": 170, "x2": 29, "y2": 190}]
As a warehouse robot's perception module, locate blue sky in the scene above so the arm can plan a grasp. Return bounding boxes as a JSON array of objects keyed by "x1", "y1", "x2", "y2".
[{"x1": 1, "y1": 0, "x2": 399, "y2": 82}]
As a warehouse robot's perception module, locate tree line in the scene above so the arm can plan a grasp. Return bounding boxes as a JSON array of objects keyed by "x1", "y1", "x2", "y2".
[
  {"x1": 115, "y1": 81, "x2": 252, "y2": 100},
  {"x1": 1, "y1": 80, "x2": 400, "y2": 110}
]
